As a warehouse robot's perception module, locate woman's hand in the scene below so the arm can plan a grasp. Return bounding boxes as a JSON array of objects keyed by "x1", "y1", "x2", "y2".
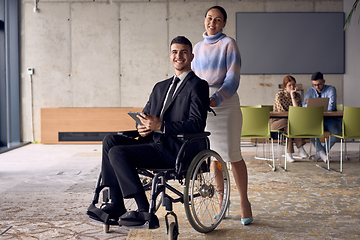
[
  {"x1": 289, "y1": 86, "x2": 299, "y2": 107},
  {"x1": 210, "y1": 98, "x2": 217, "y2": 107},
  {"x1": 289, "y1": 86, "x2": 298, "y2": 98}
]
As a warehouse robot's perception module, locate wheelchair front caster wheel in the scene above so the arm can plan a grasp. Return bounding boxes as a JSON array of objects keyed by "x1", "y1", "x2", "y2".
[
  {"x1": 168, "y1": 222, "x2": 178, "y2": 240},
  {"x1": 104, "y1": 224, "x2": 110, "y2": 233}
]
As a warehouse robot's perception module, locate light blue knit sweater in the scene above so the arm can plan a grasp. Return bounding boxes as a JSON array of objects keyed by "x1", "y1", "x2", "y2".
[{"x1": 192, "y1": 29, "x2": 241, "y2": 106}]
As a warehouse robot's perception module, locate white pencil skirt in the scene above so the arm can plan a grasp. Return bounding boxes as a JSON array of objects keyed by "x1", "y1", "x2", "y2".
[{"x1": 206, "y1": 87, "x2": 243, "y2": 163}]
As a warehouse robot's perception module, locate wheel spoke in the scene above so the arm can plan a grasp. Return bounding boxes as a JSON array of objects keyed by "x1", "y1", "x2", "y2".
[{"x1": 184, "y1": 150, "x2": 230, "y2": 233}]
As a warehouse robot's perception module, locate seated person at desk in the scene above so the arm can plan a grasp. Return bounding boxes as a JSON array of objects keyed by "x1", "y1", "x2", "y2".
[
  {"x1": 86, "y1": 36, "x2": 209, "y2": 226},
  {"x1": 271, "y1": 75, "x2": 309, "y2": 162},
  {"x1": 303, "y1": 71, "x2": 341, "y2": 162}
]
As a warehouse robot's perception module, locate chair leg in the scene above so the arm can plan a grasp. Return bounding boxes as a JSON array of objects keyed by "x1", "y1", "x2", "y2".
[
  {"x1": 284, "y1": 137, "x2": 288, "y2": 170},
  {"x1": 255, "y1": 139, "x2": 258, "y2": 157},
  {"x1": 277, "y1": 132, "x2": 281, "y2": 160},
  {"x1": 340, "y1": 138, "x2": 343, "y2": 173},
  {"x1": 263, "y1": 139, "x2": 266, "y2": 159},
  {"x1": 277, "y1": 132, "x2": 280, "y2": 160},
  {"x1": 265, "y1": 138, "x2": 268, "y2": 160},
  {"x1": 325, "y1": 138, "x2": 329, "y2": 170},
  {"x1": 344, "y1": 139, "x2": 348, "y2": 160},
  {"x1": 314, "y1": 139, "x2": 318, "y2": 162},
  {"x1": 271, "y1": 138, "x2": 275, "y2": 171}
]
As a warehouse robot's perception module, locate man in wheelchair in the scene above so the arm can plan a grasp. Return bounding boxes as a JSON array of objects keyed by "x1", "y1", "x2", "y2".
[{"x1": 86, "y1": 36, "x2": 209, "y2": 227}]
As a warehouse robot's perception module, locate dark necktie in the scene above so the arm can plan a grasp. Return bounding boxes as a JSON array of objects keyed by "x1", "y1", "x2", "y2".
[
  {"x1": 160, "y1": 77, "x2": 180, "y2": 120},
  {"x1": 318, "y1": 91, "x2": 321, "y2": 98}
]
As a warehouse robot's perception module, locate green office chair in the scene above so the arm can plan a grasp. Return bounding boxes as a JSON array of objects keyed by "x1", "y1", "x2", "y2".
[
  {"x1": 337, "y1": 104, "x2": 344, "y2": 111},
  {"x1": 240, "y1": 105, "x2": 262, "y2": 148},
  {"x1": 282, "y1": 106, "x2": 328, "y2": 170},
  {"x1": 331, "y1": 106, "x2": 360, "y2": 173},
  {"x1": 263, "y1": 105, "x2": 284, "y2": 161},
  {"x1": 241, "y1": 107, "x2": 275, "y2": 171}
]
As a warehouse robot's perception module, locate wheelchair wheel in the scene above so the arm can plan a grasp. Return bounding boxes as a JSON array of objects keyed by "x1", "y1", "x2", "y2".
[
  {"x1": 103, "y1": 224, "x2": 110, "y2": 233},
  {"x1": 168, "y1": 222, "x2": 178, "y2": 240},
  {"x1": 123, "y1": 174, "x2": 162, "y2": 212},
  {"x1": 184, "y1": 149, "x2": 230, "y2": 233}
]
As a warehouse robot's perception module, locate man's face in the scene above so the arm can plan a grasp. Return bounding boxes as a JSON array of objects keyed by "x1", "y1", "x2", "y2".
[
  {"x1": 169, "y1": 43, "x2": 194, "y2": 75},
  {"x1": 312, "y1": 79, "x2": 325, "y2": 93}
]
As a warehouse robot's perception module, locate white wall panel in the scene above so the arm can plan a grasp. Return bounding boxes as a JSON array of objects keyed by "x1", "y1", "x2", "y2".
[
  {"x1": 168, "y1": 1, "x2": 215, "y2": 76},
  {"x1": 71, "y1": 3, "x2": 120, "y2": 107},
  {"x1": 21, "y1": 3, "x2": 71, "y2": 141},
  {"x1": 120, "y1": 2, "x2": 168, "y2": 107},
  {"x1": 344, "y1": 0, "x2": 360, "y2": 107}
]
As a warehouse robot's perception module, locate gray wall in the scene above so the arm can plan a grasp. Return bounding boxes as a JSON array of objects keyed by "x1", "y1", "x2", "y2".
[
  {"x1": 344, "y1": 0, "x2": 360, "y2": 108},
  {"x1": 20, "y1": 0, "x2": 347, "y2": 143}
]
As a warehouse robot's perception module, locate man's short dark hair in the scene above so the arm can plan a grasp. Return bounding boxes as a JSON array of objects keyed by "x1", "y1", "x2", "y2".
[
  {"x1": 170, "y1": 36, "x2": 192, "y2": 52},
  {"x1": 311, "y1": 72, "x2": 324, "y2": 81}
]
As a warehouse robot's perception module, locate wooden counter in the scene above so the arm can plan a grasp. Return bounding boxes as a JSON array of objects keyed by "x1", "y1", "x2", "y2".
[{"x1": 41, "y1": 107, "x2": 142, "y2": 144}]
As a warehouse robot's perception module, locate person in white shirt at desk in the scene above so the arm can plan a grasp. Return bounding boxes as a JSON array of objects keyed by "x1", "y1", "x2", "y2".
[{"x1": 303, "y1": 71, "x2": 341, "y2": 162}]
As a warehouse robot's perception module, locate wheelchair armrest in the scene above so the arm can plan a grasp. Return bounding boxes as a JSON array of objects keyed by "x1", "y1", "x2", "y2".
[
  {"x1": 175, "y1": 132, "x2": 211, "y2": 176},
  {"x1": 117, "y1": 130, "x2": 140, "y2": 138},
  {"x1": 176, "y1": 132, "x2": 210, "y2": 140}
]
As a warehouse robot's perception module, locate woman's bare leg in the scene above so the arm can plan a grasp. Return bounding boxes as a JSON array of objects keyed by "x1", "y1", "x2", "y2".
[{"x1": 231, "y1": 159, "x2": 252, "y2": 219}]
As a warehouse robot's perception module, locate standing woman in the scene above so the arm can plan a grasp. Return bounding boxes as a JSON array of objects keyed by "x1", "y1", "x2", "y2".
[{"x1": 192, "y1": 6, "x2": 253, "y2": 225}]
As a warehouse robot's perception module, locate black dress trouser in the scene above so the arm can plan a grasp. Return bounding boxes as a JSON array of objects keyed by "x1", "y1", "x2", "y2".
[{"x1": 101, "y1": 134, "x2": 172, "y2": 201}]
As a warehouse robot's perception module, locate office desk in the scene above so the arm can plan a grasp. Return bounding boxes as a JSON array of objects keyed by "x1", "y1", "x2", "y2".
[{"x1": 270, "y1": 111, "x2": 343, "y2": 118}]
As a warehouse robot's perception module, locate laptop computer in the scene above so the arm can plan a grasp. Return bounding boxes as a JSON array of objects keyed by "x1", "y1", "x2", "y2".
[{"x1": 307, "y1": 98, "x2": 329, "y2": 112}]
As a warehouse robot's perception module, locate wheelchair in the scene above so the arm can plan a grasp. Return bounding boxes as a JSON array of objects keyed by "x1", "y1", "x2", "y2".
[{"x1": 87, "y1": 130, "x2": 230, "y2": 239}]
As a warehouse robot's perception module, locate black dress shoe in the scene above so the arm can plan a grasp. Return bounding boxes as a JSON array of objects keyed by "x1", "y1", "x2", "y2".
[
  {"x1": 118, "y1": 211, "x2": 146, "y2": 226},
  {"x1": 86, "y1": 203, "x2": 126, "y2": 225},
  {"x1": 101, "y1": 203, "x2": 126, "y2": 220},
  {"x1": 118, "y1": 211, "x2": 160, "y2": 229}
]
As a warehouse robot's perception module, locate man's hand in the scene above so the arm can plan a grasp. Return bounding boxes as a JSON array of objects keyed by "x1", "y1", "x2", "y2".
[{"x1": 137, "y1": 113, "x2": 162, "y2": 137}]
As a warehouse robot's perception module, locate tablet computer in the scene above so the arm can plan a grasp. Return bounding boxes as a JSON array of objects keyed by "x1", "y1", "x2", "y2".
[{"x1": 128, "y1": 112, "x2": 145, "y2": 125}]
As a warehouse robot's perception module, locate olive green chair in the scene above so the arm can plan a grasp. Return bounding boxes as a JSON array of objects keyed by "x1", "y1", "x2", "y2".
[
  {"x1": 282, "y1": 106, "x2": 328, "y2": 170},
  {"x1": 241, "y1": 107, "x2": 275, "y2": 171},
  {"x1": 337, "y1": 104, "x2": 344, "y2": 111},
  {"x1": 331, "y1": 106, "x2": 360, "y2": 173},
  {"x1": 240, "y1": 105, "x2": 262, "y2": 148},
  {"x1": 262, "y1": 105, "x2": 284, "y2": 160}
]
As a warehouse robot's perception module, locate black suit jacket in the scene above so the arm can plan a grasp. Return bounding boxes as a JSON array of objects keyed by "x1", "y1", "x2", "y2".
[{"x1": 142, "y1": 71, "x2": 209, "y2": 165}]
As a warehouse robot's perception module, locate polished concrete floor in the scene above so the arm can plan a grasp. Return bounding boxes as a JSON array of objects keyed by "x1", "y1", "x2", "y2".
[{"x1": 0, "y1": 142, "x2": 359, "y2": 239}]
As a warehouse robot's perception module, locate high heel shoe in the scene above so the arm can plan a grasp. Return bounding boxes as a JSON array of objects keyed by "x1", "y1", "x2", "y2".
[
  {"x1": 241, "y1": 202, "x2": 253, "y2": 225},
  {"x1": 214, "y1": 200, "x2": 231, "y2": 219}
]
